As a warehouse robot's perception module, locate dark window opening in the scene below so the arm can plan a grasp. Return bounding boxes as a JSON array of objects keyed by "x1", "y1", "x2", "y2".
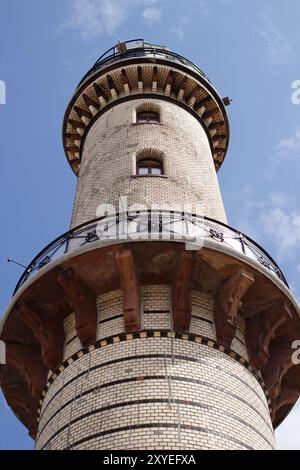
[
  {"x1": 137, "y1": 158, "x2": 163, "y2": 176},
  {"x1": 137, "y1": 111, "x2": 160, "y2": 124}
]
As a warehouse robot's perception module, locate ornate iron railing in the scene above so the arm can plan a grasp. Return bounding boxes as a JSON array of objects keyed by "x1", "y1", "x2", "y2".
[
  {"x1": 12, "y1": 210, "x2": 288, "y2": 295},
  {"x1": 78, "y1": 39, "x2": 210, "y2": 87}
]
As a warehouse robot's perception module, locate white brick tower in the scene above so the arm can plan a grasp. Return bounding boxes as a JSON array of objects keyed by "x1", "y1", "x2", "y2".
[{"x1": 1, "y1": 40, "x2": 300, "y2": 450}]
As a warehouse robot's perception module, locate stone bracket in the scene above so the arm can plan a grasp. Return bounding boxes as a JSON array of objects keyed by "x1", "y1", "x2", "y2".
[
  {"x1": 16, "y1": 300, "x2": 65, "y2": 370},
  {"x1": 214, "y1": 268, "x2": 255, "y2": 347},
  {"x1": 57, "y1": 267, "x2": 97, "y2": 346},
  {"x1": 115, "y1": 249, "x2": 141, "y2": 333},
  {"x1": 245, "y1": 300, "x2": 292, "y2": 370},
  {"x1": 172, "y1": 252, "x2": 195, "y2": 332},
  {"x1": 262, "y1": 341, "x2": 295, "y2": 401},
  {"x1": 5, "y1": 344, "x2": 47, "y2": 400}
]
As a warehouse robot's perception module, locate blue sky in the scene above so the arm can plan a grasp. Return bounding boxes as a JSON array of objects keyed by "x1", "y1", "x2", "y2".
[{"x1": 0, "y1": 0, "x2": 300, "y2": 450}]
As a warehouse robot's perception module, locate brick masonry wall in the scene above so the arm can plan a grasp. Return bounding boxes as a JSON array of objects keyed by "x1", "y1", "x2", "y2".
[
  {"x1": 35, "y1": 286, "x2": 275, "y2": 450},
  {"x1": 71, "y1": 99, "x2": 227, "y2": 228}
]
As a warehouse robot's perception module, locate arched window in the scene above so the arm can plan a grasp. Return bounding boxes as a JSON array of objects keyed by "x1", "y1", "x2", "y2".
[
  {"x1": 135, "y1": 148, "x2": 165, "y2": 177},
  {"x1": 137, "y1": 157, "x2": 164, "y2": 175},
  {"x1": 137, "y1": 110, "x2": 160, "y2": 124}
]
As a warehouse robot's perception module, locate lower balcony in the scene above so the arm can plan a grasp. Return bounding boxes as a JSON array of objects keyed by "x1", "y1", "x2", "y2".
[
  {"x1": 0, "y1": 210, "x2": 299, "y2": 437},
  {"x1": 13, "y1": 210, "x2": 288, "y2": 294}
]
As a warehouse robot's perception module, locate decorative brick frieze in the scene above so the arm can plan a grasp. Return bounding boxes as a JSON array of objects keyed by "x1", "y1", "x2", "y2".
[{"x1": 35, "y1": 330, "x2": 274, "y2": 450}]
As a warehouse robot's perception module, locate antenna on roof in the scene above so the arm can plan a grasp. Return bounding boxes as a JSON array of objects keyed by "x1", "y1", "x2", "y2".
[{"x1": 7, "y1": 257, "x2": 27, "y2": 269}]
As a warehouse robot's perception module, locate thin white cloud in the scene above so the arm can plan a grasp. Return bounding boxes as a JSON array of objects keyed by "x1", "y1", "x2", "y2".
[
  {"x1": 142, "y1": 6, "x2": 161, "y2": 26},
  {"x1": 170, "y1": 25, "x2": 185, "y2": 42},
  {"x1": 186, "y1": 0, "x2": 210, "y2": 19},
  {"x1": 277, "y1": 128, "x2": 300, "y2": 154},
  {"x1": 170, "y1": 16, "x2": 191, "y2": 42},
  {"x1": 269, "y1": 192, "x2": 289, "y2": 208},
  {"x1": 271, "y1": 128, "x2": 300, "y2": 170},
  {"x1": 228, "y1": 186, "x2": 300, "y2": 263},
  {"x1": 170, "y1": 0, "x2": 209, "y2": 41},
  {"x1": 256, "y1": 12, "x2": 295, "y2": 65},
  {"x1": 258, "y1": 206, "x2": 300, "y2": 261},
  {"x1": 65, "y1": 0, "x2": 162, "y2": 39},
  {"x1": 66, "y1": 0, "x2": 127, "y2": 39}
]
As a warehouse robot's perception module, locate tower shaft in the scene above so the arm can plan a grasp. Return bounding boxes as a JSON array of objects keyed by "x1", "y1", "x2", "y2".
[
  {"x1": 1, "y1": 40, "x2": 299, "y2": 451},
  {"x1": 71, "y1": 98, "x2": 226, "y2": 228}
]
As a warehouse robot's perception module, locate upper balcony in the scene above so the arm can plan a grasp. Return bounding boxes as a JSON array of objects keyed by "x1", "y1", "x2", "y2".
[
  {"x1": 64, "y1": 39, "x2": 230, "y2": 175},
  {"x1": 77, "y1": 39, "x2": 211, "y2": 89}
]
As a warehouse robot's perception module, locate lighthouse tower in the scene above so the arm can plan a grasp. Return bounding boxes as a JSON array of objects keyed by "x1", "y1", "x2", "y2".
[{"x1": 1, "y1": 40, "x2": 300, "y2": 450}]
